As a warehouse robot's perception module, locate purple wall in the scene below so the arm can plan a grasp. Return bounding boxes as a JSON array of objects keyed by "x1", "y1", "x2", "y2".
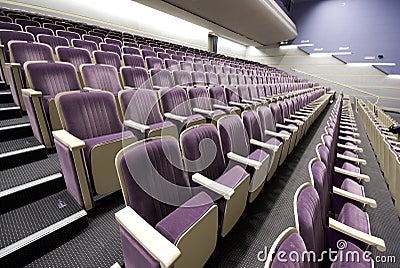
[{"x1": 290, "y1": 0, "x2": 400, "y2": 68}]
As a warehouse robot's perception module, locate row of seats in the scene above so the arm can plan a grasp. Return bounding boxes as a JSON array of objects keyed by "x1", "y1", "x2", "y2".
[
  {"x1": 265, "y1": 93, "x2": 386, "y2": 268},
  {"x1": 110, "y1": 89, "x2": 331, "y2": 267},
  {"x1": 357, "y1": 99, "x2": 400, "y2": 216}
]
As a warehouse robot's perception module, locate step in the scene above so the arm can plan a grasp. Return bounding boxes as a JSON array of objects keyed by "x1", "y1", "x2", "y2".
[
  {"x1": 0, "y1": 190, "x2": 88, "y2": 267},
  {"x1": 0, "y1": 154, "x2": 65, "y2": 213},
  {"x1": 0, "y1": 103, "x2": 21, "y2": 120},
  {"x1": 0, "y1": 90, "x2": 13, "y2": 103},
  {"x1": 0, "y1": 136, "x2": 47, "y2": 170},
  {"x1": 0, "y1": 115, "x2": 32, "y2": 141},
  {"x1": 0, "y1": 81, "x2": 6, "y2": 91}
]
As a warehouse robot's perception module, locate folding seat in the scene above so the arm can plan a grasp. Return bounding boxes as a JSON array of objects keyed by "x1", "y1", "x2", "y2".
[
  {"x1": 37, "y1": 34, "x2": 69, "y2": 54},
  {"x1": 187, "y1": 87, "x2": 225, "y2": 123},
  {"x1": 150, "y1": 69, "x2": 174, "y2": 90},
  {"x1": 179, "y1": 61, "x2": 193, "y2": 72},
  {"x1": 180, "y1": 124, "x2": 250, "y2": 236},
  {"x1": 203, "y1": 64, "x2": 213, "y2": 73},
  {"x1": 55, "y1": 21, "x2": 74, "y2": 29},
  {"x1": 222, "y1": 66, "x2": 231, "y2": 74},
  {"x1": 105, "y1": 37, "x2": 122, "y2": 48},
  {"x1": 176, "y1": 51, "x2": 186, "y2": 56},
  {"x1": 53, "y1": 91, "x2": 137, "y2": 210},
  {"x1": 217, "y1": 115, "x2": 270, "y2": 202},
  {"x1": 6, "y1": 41, "x2": 54, "y2": 110},
  {"x1": 93, "y1": 50, "x2": 122, "y2": 70},
  {"x1": 32, "y1": 17, "x2": 53, "y2": 25},
  {"x1": 118, "y1": 89, "x2": 178, "y2": 139},
  {"x1": 227, "y1": 74, "x2": 238, "y2": 86},
  {"x1": 141, "y1": 49, "x2": 156, "y2": 59},
  {"x1": 165, "y1": 48, "x2": 176, "y2": 55},
  {"x1": 191, "y1": 71, "x2": 206, "y2": 86},
  {"x1": 192, "y1": 62, "x2": 204, "y2": 73},
  {"x1": 0, "y1": 16, "x2": 12, "y2": 23},
  {"x1": 15, "y1": 18, "x2": 40, "y2": 29},
  {"x1": 160, "y1": 87, "x2": 206, "y2": 131},
  {"x1": 145, "y1": 57, "x2": 163, "y2": 70},
  {"x1": 207, "y1": 86, "x2": 241, "y2": 115},
  {"x1": 242, "y1": 110, "x2": 282, "y2": 180},
  {"x1": 22, "y1": 61, "x2": 82, "y2": 148},
  {"x1": 153, "y1": 47, "x2": 164, "y2": 53},
  {"x1": 81, "y1": 64, "x2": 123, "y2": 96},
  {"x1": 7, "y1": 13, "x2": 30, "y2": 21},
  {"x1": 278, "y1": 99, "x2": 305, "y2": 143},
  {"x1": 0, "y1": 21, "x2": 22, "y2": 31},
  {"x1": 72, "y1": 39, "x2": 98, "y2": 53},
  {"x1": 56, "y1": 47, "x2": 92, "y2": 84},
  {"x1": 213, "y1": 65, "x2": 223, "y2": 74},
  {"x1": 224, "y1": 86, "x2": 252, "y2": 111},
  {"x1": 295, "y1": 182, "x2": 385, "y2": 259},
  {"x1": 173, "y1": 70, "x2": 193, "y2": 87},
  {"x1": 88, "y1": 31, "x2": 105, "y2": 38},
  {"x1": 205, "y1": 72, "x2": 219, "y2": 87},
  {"x1": 120, "y1": 66, "x2": 152, "y2": 90},
  {"x1": 122, "y1": 54, "x2": 145, "y2": 68},
  {"x1": 269, "y1": 102, "x2": 298, "y2": 154},
  {"x1": 100, "y1": 42, "x2": 121, "y2": 58},
  {"x1": 171, "y1": 54, "x2": 183, "y2": 61},
  {"x1": 237, "y1": 85, "x2": 261, "y2": 107},
  {"x1": 82, "y1": 34, "x2": 103, "y2": 46},
  {"x1": 56, "y1": 30, "x2": 80, "y2": 45},
  {"x1": 123, "y1": 46, "x2": 140, "y2": 56},
  {"x1": 115, "y1": 137, "x2": 218, "y2": 268},
  {"x1": 26, "y1": 26, "x2": 53, "y2": 39},
  {"x1": 183, "y1": 56, "x2": 193, "y2": 63},
  {"x1": 217, "y1": 73, "x2": 229, "y2": 86},
  {"x1": 123, "y1": 41, "x2": 138, "y2": 48},
  {"x1": 157, "y1": 52, "x2": 170, "y2": 60},
  {"x1": 139, "y1": 44, "x2": 152, "y2": 51},
  {"x1": 43, "y1": 23, "x2": 65, "y2": 33}
]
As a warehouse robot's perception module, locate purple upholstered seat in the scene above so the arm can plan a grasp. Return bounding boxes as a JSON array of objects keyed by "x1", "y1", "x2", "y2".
[
  {"x1": 120, "y1": 67, "x2": 152, "y2": 90},
  {"x1": 0, "y1": 22, "x2": 22, "y2": 31},
  {"x1": 217, "y1": 115, "x2": 270, "y2": 202},
  {"x1": 180, "y1": 124, "x2": 249, "y2": 236},
  {"x1": 56, "y1": 30, "x2": 80, "y2": 45},
  {"x1": 37, "y1": 34, "x2": 69, "y2": 54},
  {"x1": 145, "y1": 57, "x2": 163, "y2": 70},
  {"x1": 100, "y1": 42, "x2": 121, "y2": 58},
  {"x1": 105, "y1": 37, "x2": 122, "y2": 48},
  {"x1": 217, "y1": 73, "x2": 229, "y2": 86},
  {"x1": 72, "y1": 39, "x2": 98, "y2": 53},
  {"x1": 67, "y1": 27, "x2": 86, "y2": 37},
  {"x1": 157, "y1": 52, "x2": 170, "y2": 60},
  {"x1": 0, "y1": 16, "x2": 12, "y2": 23},
  {"x1": 0, "y1": 30, "x2": 34, "y2": 62},
  {"x1": 179, "y1": 61, "x2": 193, "y2": 72},
  {"x1": 81, "y1": 64, "x2": 122, "y2": 94},
  {"x1": 187, "y1": 87, "x2": 225, "y2": 122},
  {"x1": 150, "y1": 69, "x2": 174, "y2": 89},
  {"x1": 193, "y1": 63, "x2": 204, "y2": 73},
  {"x1": 116, "y1": 137, "x2": 217, "y2": 267},
  {"x1": 56, "y1": 46, "x2": 92, "y2": 70},
  {"x1": 26, "y1": 26, "x2": 54, "y2": 39},
  {"x1": 123, "y1": 54, "x2": 145, "y2": 68},
  {"x1": 93, "y1": 50, "x2": 122, "y2": 70},
  {"x1": 122, "y1": 46, "x2": 140, "y2": 55},
  {"x1": 205, "y1": 72, "x2": 218, "y2": 86},
  {"x1": 82, "y1": 34, "x2": 103, "y2": 46},
  {"x1": 165, "y1": 59, "x2": 180, "y2": 71},
  {"x1": 173, "y1": 70, "x2": 192, "y2": 87},
  {"x1": 23, "y1": 61, "x2": 81, "y2": 147},
  {"x1": 43, "y1": 23, "x2": 65, "y2": 33},
  {"x1": 191, "y1": 71, "x2": 206, "y2": 86},
  {"x1": 141, "y1": 49, "x2": 156, "y2": 59},
  {"x1": 15, "y1": 19, "x2": 40, "y2": 29}
]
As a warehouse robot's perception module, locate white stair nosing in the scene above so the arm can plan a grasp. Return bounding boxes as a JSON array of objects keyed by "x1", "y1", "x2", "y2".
[
  {"x1": 0, "y1": 210, "x2": 87, "y2": 258},
  {"x1": 0, "y1": 173, "x2": 63, "y2": 198},
  {"x1": 0, "y1": 123, "x2": 30, "y2": 131},
  {"x1": 0, "y1": 145, "x2": 45, "y2": 159},
  {"x1": 0, "y1": 106, "x2": 19, "y2": 111}
]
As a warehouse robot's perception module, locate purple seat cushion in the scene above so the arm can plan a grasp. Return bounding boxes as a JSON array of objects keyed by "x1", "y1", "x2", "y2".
[
  {"x1": 341, "y1": 162, "x2": 360, "y2": 173},
  {"x1": 271, "y1": 233, "x2": 309, "y2": 268},
  {"x1": 341, "y1": 179, "x2": 364, "y2": 197},
  {"x1": 249, "y1": 149, "x2": 269, "y2": 162},
  {"x1": 155, "y1": 191, "x2": 213, "y2": 244},
  {"x1": 337, "y1": 203, "x2": 369, "y2": 234},
  {"x1": 343, "y1": 150, "x2": 358, "y2": 159},
  {"x1": 186, "y1": 114, "x2": 204, "y2": 125},
  {"x1": 266, "y1": 137, "x2": 282, "y2": 146},
  {"x1": 331, "y1": 241, "x2": 373, "y2": 268},
  {"x1": 149, "y1": 121, "x2": 175, "y2": 131}
]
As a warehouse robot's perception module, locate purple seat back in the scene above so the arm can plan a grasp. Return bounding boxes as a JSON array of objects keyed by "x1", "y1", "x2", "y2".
[
  {"x1": 180, "y1": 61, "x2": 193, "y2": 72},
  {"x1": 188, "y1": 87, "x2": 212, "y2": 111},
  {"x1": 123, "y1": 54, "x2": 145, "y2": 68},
  {"x1": 141, "y1": 49, "x2": 156, "y2": 59},
  {"x1": 206, "y1": 72, "x2": 218, "y2": 86},
  {"x1": 151, "y1": 69, "x2": 174, "y2": 88},
  {"x1": 72, "y1": 39, "x2": 98, "y2": 53},
  {"x1": 270, "y1": 232, "x2": 309, "y2": 268},
  {"x1": 82, "y1": 34, "x2": 103, "y2": 46},
  {"x1": 67, "y1": 27, "x2": 86, "y2": 37},
  {"x1": 165, "y1": 59, "x2": 179, "y2": 71},
  {"x1": 173, "y1": 70, "x2": 192, "y2": 87},
  {"x1": 257, "y1": 106, "x2": 278, "y2": 137},
  {"x1": 160, "y1": 87, "x2": 192, "y2": 116},
  {"x1": 0, "y1": 16, "x2": 12, "y2": 23},
  {"x1": 310, "y1": 160, "x2": 330, "y2": 225},
  {"x1": 181, "y1": 125, "x2": 226, "y2": 180},
  {"x1": 217, "y1": 73, "x2": 229, "y2": 85},
  {"x1": 270, "y1": 103, "x2": 284, "y2": 124},
  {"x1": 57, "y1": 47, "x2": 92, "y2": 70},
  {"x1": 157, "y1": 52, "x2": 170, "y2": 60},
  {"x1": 171, "y1": 54, "x2": 183, "y2": 61},
  {"x1": 248, "y1": 85, "x2": 259, "y2": 99},
  {"x1": 193, "y1": 63, "x2": 204, "y2": 73},
  {"x1": 228, "y1": 74, "x2": 238, "y2": 85},
  {"x1": 218, "y1": 115, "x2": 250, "y2": 158},
  {"x1": 93, "y1": 51, "x2": 121, "y2": 70},
  {"x1": 43, "y1": 23, "x2": 65, "y2": 33},
  {"x1": 296, "y1": 185, "x2": 325, "y2": 268},
  {"x1": 57, "y1": 91, "x2": 122, "y2": 140},
  {"x1": 120, "y1": 89, "x2": 164, "y2": 125},
  {"x1": 238, "y1": 85, "x2": 251, "y2": 101},
  {"x1": 0, "y1": 30, "x2": 34, "y2": 61},
  {"x1": 242, "y1": 110, "x2": 263, "y2": 150},
  {"x1": 26, "y1": 62, "x2": 81, "y2": 96},
  {"x1": 37, "y1": 34, "x2": 69, "y2": 53},
  {"x1": 56, "y1": 30, "x2": 80, "y2": 45},
  {"x1": 225, "y1": 86, "x2": 241, "y2": 103},
  {"x1": 100, "y1": 43, "x2": 121, "y2": 58},
  {"x1": 81, "y1": 64, "x2": 122, "y2": 94},
  {"x1": 105, "y1": 37, "x2": 122, "y2": 48},
  {"x1": 139, "y1": 44, "x2": 152, "y2": 51},
  {"x1": 15, "y1": 19, "x2": 40, "y2": 29},
  {"x1": 191, "y1": 71, "x2": 206, "y2": 86},
  {"x1": 118, "y1": 138, "x2": 192, "y2": 226},
  {"x1": 121, "y1": 67, "x2": 152, "y2": 89},
  {"x1": 10, "y1": 42, "x2": 54, "y2": 65},
  {"x1": 0, "y1": 22, "x2": 22, "y2": 31},
  {"x1": 146, "y1": 57, "x2": 163, "y2": 70},
  {"x1": 26, "y1": 26, "x2": 53, "y2": 38},
  {"x1": 204, "y1": 64, "x2": 213, "y2": 73},
  {"x1": 209, "y1": 86, "x2": 228, "y2": 106},
  {"x1": 122, "y1": 46, "x2": 140, "y2": 55}
]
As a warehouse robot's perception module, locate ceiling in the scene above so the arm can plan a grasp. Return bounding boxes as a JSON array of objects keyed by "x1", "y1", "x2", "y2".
[{"x1": 133, "y1": 0, "x2": 297, "y2": 46}]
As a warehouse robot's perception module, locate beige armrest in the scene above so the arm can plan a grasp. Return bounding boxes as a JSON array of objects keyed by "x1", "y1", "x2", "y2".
[
  {"x1": 291, "y1": 114, "x2": 308, "y2": 120},
  {"x1": 123, "y1": 86, "x2": 137, "y2": 90},
  {"x1": 338, "y1": 136, "x2": 361, "y2": 144},
  {"x1": 115, "y1": 207, "x2": 181, "y2": 268},
  {"x1": 340, "y1": 121, "x2": 357, "y2": 127},
  {"x1": 164, "y1": 113, "x2": 187, "y2": 123},
  {"x1": 52, "y1": 129, "x2": 85, "y2": 150},
  {"x1": 333, "y1": 186, "x2": 376, "y2": 208},
  {"x1": 265, "y1": 129, "x2": 290, "y2": 140},
  {"x1": 242, "y1": 99, "x2": 259, "y2": 105},
  {"x1": 83, "y1": 87, "x2": 102, "y2": 92},
  {"x1": 334, "y1": 166, "x2": 370, "y2": 182},
  {"x1": 5, "y1": 62, "x2": 21, "y2": 68},
  {"x1": 227, "y1": 152, "x2": 262, "y2": 170},
  {"x1": 250, "y1": 139, "x2": 279, "y2": 151},
  {"x1": 229, "y1": 101, "x2": 248, "y2": 108},
  {"x1": 340, "y1": 130, "x2": 360, "y2": 137},
  {"x1": 284, "y1": 118, "x2": 303, "y2": 125},
  {"x1": 336, "y1": 153, "x2": 366, "y2": 165},
  {"x1": 340, "y1": 125, "x2": 358, "y2": 131},
  {"x1": 124, "y1": 120, "x2": 150, "y2": 133},
  {"x1": 192, "y1": 173, "x2": 234, "y2": 200},
  {"x1": 337, "y1": 143, "x2": 363, "y2": 153},
  {"x1": 193, "y1": 107, "x2": 214, "y2": 116},
  {"x1": 297, "y1": 111, "x2": 312, "y2": 116},
  {"x1": 276, "y1": 123, "x2": 297, "y2": 131},
  {"x1": 22, "y1": 88, "x2": 42, "y2": 97},
  {"x1": 213, "y1": 104, "x2": 232, "y2": 111},
  {"x1": 329, "y1": 218, "x2": 385, "y2": 252},
  {"x1": 252, "y1": 97, "x2": 265, "y2": 102}
]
